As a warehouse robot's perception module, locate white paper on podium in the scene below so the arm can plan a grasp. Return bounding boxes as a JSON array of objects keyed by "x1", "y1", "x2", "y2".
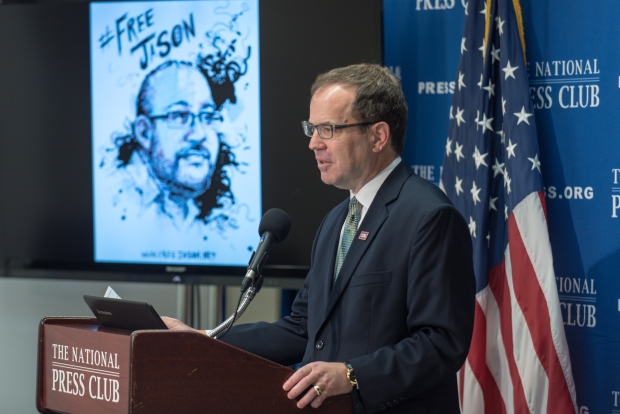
[{"x1": 104, "y1": 286, "x2": 122, "y2": 299}]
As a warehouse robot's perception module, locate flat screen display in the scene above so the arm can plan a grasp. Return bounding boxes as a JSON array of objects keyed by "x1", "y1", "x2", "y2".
[
  {"x1": 0, "y1": 0, "x2": 382, "y2": 281},
  {"x1": 90, "y1": 1, "x2": 261, "y2": 266}
]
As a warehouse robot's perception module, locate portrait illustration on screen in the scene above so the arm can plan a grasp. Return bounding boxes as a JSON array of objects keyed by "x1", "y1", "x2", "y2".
[{"x1": 91, "y1": 1, "x2": 261, "y2": 266}]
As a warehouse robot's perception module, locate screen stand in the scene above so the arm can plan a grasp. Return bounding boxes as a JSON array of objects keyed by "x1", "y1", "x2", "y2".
[{"x1": 180, "y1": 282, "x2": 223, "y2": 329}]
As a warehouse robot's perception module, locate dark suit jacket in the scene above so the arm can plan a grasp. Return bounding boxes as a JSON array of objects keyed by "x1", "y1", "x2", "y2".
[{"x1": 222, "y1": 162, "x2": 476, "y2": 414}]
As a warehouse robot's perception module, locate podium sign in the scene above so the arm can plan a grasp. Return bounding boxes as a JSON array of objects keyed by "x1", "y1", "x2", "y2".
[
  {"x1": 41, "y1": 320, "x2": 130, "y2": 413},
  {"x1": 36, "y1": 317, "x2": 351, "y2": 414}
]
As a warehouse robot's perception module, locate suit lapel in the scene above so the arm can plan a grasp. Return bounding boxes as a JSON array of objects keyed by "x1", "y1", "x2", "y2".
[{"x1": 318, "y1": 162, "x2": 414, "y2": 329}]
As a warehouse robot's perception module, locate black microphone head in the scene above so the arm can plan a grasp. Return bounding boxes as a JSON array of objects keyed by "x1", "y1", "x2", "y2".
[{"x1": 258, "y1": 208, "x2": 291, "y2": 243}]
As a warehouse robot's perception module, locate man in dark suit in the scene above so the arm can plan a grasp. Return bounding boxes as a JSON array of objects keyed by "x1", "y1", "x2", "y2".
[{"x1": 164, "y1": 63, "x2": 475, "y2": 414}]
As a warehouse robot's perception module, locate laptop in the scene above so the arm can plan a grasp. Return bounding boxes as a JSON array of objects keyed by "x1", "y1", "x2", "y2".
[{"x1": 83, "y1": 295, "x2": 168, "y2": 331}]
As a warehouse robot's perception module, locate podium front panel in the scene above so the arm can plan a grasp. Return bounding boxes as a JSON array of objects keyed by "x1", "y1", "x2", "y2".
[{"x1": 39, "y1": 320, "x2": 131, "y2": 414}]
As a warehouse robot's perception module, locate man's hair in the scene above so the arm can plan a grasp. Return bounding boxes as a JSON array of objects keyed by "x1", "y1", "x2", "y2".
[
  {"x1": 137, "y1": 60, "x2": 193, "y2": 116},
  {"x1": 310, "y1": 63, "x2": 408, "y2": 154}
]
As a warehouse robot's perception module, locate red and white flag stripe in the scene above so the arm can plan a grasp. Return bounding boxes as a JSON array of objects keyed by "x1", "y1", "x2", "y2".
[{"x1": 458, "y1": 192, "x2": 577, "y2": 414}]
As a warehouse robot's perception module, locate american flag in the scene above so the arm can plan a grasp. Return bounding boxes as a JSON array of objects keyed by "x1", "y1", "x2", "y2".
[{"x1": 440, "y1": 0, "x2": 578, "y2": 412}]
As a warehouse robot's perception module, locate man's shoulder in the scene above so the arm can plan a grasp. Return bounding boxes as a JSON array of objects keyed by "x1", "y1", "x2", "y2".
[
  {"x1": 378, "y1": 162, "x2": 454, "y2": 210},
  {"x1": 402, "y1": 173, "x2": 453, "y2": 207},
  {"x1": 385, "y1": 172, "x2": 465, "y2": 226}
]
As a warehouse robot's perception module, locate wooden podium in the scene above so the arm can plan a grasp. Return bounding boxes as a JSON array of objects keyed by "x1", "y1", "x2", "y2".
[{"x1": 36, "y1": 317, "x2": 351, "y2": 414}]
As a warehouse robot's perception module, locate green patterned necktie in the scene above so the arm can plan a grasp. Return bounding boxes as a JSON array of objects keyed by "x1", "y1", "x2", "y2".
[{"x1": 335, "y1": 197, "x2": 363, "y2": 282}]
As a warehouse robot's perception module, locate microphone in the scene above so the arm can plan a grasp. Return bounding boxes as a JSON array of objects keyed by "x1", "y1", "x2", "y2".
[{"x1": 240, "y1": 208, "x2": 291, "y2": 292}]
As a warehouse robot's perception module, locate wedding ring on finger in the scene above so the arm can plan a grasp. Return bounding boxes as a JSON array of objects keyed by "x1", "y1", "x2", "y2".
[{"x1": 313, "y1": 385, "x2": 322, "y2": 396}]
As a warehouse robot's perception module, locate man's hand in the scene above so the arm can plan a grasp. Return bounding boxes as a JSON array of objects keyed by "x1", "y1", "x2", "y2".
[
  {"x1": 283, "y1": 362, "x2": 352, "y2": 409},
  {"x1": 161, "y1": 316, "x2": 204, "y2": 333}
]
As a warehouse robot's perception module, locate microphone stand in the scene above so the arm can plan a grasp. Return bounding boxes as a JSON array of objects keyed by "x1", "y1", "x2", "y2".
[
  {"x1": 208, "y1": 208, "x2": 290, "y2": 339},
  {"x1": 206, "y1": 274, "x2": 264, "y2": 339}
]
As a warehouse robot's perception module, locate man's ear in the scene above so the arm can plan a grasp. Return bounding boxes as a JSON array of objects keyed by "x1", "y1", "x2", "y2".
[
  {"x1": 134, "y1": 115, "x2": 154, "y2": 151},
  {"x1": 371, "y1": 121, "x2": 391, "y2": 153}
]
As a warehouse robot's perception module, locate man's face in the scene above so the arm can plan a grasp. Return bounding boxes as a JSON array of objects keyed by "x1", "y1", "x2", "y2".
[
  {"x1": 142, "y1": 65, "x2": 221, "y2": 198},
  {"x1": 308, "y1": 85, "x2": 376, "y2": 193}
]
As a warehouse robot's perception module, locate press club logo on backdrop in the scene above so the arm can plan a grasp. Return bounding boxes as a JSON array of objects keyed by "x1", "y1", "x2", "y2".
[
  {"x1": 612, "y1": 169, "x2": 620, "y2": 218},
  {"x1": 414, "y1": 0, "x2": 469, "y2": 11},
  {"x1": 418, "y1": 81, "x2": 455, "y2": 95},
  {"x1": 539, "y1": 97, "x2": 596, "y2": 210},
  {"x1": 528, "y1": 58, "x2": 600, "y2": 109},
  {"x1": 544, "y1": 184, "x2": 593, "y2": 201},
  {"x1": 557, "y1": 276, "x2": 597, "y2": 328}
]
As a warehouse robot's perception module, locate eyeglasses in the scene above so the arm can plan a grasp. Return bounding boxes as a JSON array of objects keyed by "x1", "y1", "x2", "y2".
[
  {"x1": 302, "y1": 121, "x2": 374, "y2": 139},
  {"x1": 150, "y1": 111, "x2": 224, "y2": 128}
]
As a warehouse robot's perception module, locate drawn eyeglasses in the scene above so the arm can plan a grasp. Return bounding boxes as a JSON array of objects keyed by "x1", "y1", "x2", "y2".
[{"x1": 150, "y1": 111, "x2": 224, "y2": 128}]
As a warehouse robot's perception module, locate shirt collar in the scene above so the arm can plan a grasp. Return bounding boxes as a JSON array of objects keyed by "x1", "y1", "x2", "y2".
[{"x1": 351, "y1": 156, "x2": 401, "y2": 210}]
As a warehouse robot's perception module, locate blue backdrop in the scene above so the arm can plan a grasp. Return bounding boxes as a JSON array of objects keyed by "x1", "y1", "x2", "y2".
[{"x1": 384, "y1": 1, "x2": 620, "y2": 412}]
